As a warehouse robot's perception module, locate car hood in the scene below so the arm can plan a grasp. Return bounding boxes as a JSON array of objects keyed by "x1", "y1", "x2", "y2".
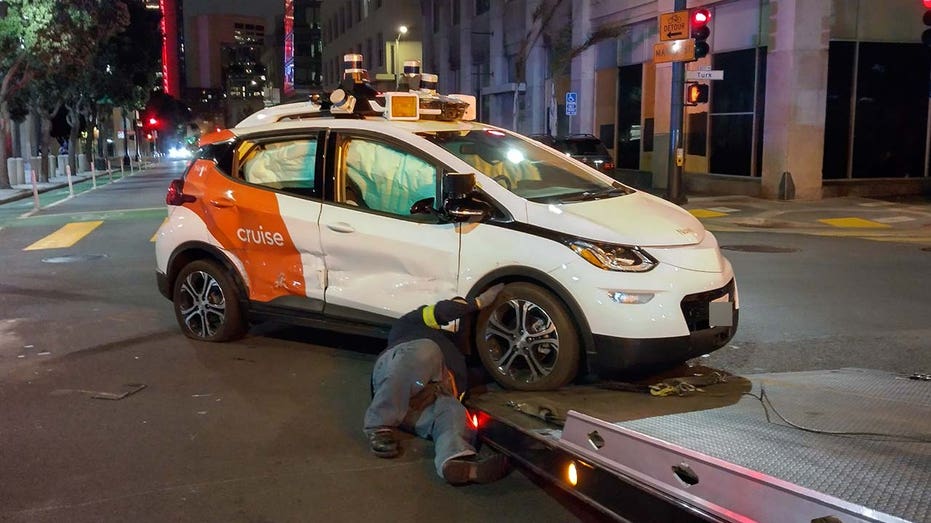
[{"x1": 525, "y1": 191, "x2": 706, "y2": 247}]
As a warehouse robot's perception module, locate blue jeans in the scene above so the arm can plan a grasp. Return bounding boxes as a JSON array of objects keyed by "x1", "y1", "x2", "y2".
[{"x1": 363, "y1": 339, "x2": 476, "y2": 477}]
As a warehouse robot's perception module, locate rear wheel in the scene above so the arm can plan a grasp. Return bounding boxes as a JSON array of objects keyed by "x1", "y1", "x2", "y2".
[
  {"x1": 475, "y1": 282, "x2": 580, "y2": 391},
  {"x1": 173, "y1": 260, "x2": 247, "y2": 342}
]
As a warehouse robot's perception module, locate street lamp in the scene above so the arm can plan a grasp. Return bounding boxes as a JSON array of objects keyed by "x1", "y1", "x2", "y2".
[{"x1": 395, "y1": 25, "x2": 408, "y2": 90}]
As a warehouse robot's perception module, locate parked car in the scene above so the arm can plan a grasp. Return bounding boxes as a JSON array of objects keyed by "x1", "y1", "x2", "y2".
[
  {"x1": 558, "y1": 134, "x2": 615, "y2": 172},
  {"x1": 155, "y1": 80, "x2": 737, "y2": 392}
]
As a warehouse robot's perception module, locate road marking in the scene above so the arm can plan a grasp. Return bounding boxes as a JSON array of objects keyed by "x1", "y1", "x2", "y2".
[
  {"x1": 708, "y1": 207, "x2": 741, "y2": 213},
  {"x1": 151, "y1": 218, "x2": 167, "y2": 242},
  {"x1": 689, "y1": 209, "x2": 728, "y2": 218},
  {"x1": 23, "y1": 221, "x2": 104, "y2": 250},
  {"x1": 818, "y1": 217, "x2": 890, "y2": 229},
  {"x1": 873, "y1": 216, "x2": 916, "y2": 224}
]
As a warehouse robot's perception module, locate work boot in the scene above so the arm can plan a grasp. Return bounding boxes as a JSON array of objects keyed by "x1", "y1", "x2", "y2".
[
  {"x1": 442, "y1": 452, "x2": 510, "y2": 485},
  {"x1": 368, "y1": 427, "x2": 399, "y2": 458}
]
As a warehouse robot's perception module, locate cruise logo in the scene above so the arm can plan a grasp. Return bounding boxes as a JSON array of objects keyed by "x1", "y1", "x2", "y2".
[{"x1": 237, "y1": 226, "x2": 285, "y2": 246}]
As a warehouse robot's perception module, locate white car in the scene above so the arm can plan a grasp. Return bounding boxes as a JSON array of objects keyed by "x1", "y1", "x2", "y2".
[{"x1": 155, "y1": 86, "x2": 738, "y2": 391}]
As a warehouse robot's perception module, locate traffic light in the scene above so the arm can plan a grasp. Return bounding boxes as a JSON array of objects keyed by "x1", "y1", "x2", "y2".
[
  {"x1": 691, "y1": 8, "x2": 711, "y2": 59},
  {"x1": 686, "y1": 82, "x2": 709, "y2": 105},
  {"x1": 923, "y1": 0, "x2": 931, "y2": 47}
]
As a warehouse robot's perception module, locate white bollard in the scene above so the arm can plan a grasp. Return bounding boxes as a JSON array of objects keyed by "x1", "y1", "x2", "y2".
[
  {"x1": 30, "y1": 157, "x2": 44, "y2": 183},
  {"x1": 6, "y1": 157, "x2": 15, "y2": 186},
  {"x1": 13, "y1": 157, "x2": 25, "y2": 185}
]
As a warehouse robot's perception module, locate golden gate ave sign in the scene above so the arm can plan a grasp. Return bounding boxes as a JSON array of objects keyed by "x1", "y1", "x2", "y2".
[
  {"x1": 654, "y1": 38, "x2": 695, "y2": 64},
  {"x1": 659, "y1": 10, "x2": 689, "y2": 42}
]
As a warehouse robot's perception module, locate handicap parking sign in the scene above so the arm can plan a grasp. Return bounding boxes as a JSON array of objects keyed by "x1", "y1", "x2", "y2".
[{"x1": 565, "y1": 92, "x2": 577, "y2": 104}]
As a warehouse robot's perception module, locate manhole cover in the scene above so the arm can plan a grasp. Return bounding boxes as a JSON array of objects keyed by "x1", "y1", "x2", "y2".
[
  {"x1": 41, "y1": 254, "x2": 109, "y2": 264},
  {"x1": 720, "y1": 245, "x2": 799, "y2": 253}
]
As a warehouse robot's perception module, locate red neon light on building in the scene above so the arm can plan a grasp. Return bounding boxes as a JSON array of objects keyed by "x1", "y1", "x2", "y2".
[{"x1": 159, "y1": 0, "x2": 180, "y2": 96}]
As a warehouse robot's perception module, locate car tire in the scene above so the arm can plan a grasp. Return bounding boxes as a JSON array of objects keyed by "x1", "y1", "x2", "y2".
[
  {"x1": 173, "y1": 260, "x2": 247, "y2": 342},
  {"x1": 475, "y1": 282, "x2": 580, "y2": 391}
]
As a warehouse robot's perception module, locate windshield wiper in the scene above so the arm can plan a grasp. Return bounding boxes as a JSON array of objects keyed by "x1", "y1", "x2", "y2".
[{"x1": 561, "y1": 185, "x2": 631, "y2": 202}]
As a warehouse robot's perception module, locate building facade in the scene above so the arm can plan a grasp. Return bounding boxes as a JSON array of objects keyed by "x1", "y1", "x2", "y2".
[
  {"x1": 184, "y1": 14, "x2": 270, "y2": 127},
  {"x1": 320, "y1": 0, "x2": 423, "y2": 90},
  {"x1": 423, "y1": 0, "x2": 931, "y2": 199}
]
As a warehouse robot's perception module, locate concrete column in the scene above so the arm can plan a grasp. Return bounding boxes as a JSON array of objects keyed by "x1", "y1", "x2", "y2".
[
  {"x1": 48, "y1": 155, "x2": 57, "y2": 178},
  {"x1": 571, "y1": 0, "x2": 595, "y2": 136},
  {"x1": 760, "y1": 0, "x2": 830, "y2": 200},
  {"x1": 459, "y1": 2, "x2": 473, "y2": 95}
]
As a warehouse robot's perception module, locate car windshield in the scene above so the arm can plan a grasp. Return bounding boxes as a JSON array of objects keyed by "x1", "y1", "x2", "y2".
[{"x1": 418, "y1": 129, "x2": 631, "y2": 203}]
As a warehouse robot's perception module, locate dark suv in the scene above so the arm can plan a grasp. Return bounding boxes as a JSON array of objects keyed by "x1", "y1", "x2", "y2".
[
  {"x1": 558, "y1": 134, "x2": 614, "y2": 172},
  {"x1": 530, "y1": 134, "x2": 614, "y2": 172}
]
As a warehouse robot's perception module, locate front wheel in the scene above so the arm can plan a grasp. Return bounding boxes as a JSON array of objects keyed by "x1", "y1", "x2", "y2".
[
  {"x1": 173, "y1": 260, "x2": 247, "y2": 342},
  {"x1": 475, "y1": 282, "x2": 580, "y2": 391}
]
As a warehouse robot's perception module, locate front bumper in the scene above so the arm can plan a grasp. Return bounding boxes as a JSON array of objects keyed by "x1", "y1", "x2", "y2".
[{"x1": 590, "y1": 279, "x2": 739, "y2": 374}]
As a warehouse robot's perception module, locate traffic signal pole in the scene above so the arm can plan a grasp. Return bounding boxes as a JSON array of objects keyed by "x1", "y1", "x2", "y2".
[{"x1": 666, "y1": 0, "x2": 687, "y2": 204}]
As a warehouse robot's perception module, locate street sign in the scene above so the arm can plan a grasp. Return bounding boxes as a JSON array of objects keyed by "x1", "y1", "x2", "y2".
[
  {"x1": 686, "y1": 69, "x2": 725, "y2": 81},
  {"x1": 565, "y1": 91, "x2": 577, "y2": 116},
  {"x1": 653, "y1": 39, "x2": 695, "y2": 64},
  {"x1": 659, "y1": 10, "x2": 689, "y2": 42}
]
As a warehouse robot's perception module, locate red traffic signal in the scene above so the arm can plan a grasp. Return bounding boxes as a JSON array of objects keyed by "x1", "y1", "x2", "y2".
[
  {"x1": 923, "y1": 2, "x2": 931, "y2": 47},
  {"x1": 691, "y1": 8, "x2": 712, "y2": 59},
  {"x1": 686, "y1": 82, "x2": 709, "y2": 105}
]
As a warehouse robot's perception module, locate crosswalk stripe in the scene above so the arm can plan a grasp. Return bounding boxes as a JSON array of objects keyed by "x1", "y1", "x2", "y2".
[
  {"x1": 23, "y1": 221, "x2": 104, "y2": 251},
  {"x1": 689, "y1": 209, "x2": 728, "y2": 218},
  {"x1": 818, "y1": 217, "x2": 890, "y2": 229},
  {"x1": 151, "y1": 218, "x2": 167, "y2": 242}
]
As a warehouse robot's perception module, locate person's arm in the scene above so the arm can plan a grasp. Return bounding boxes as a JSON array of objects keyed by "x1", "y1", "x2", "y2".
[{"x1": 425, "y1": 284, "x2": 505, "y2": 326}]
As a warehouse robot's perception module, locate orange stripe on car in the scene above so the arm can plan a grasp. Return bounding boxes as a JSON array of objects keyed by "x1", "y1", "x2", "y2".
[{"x1": 181, "y1": 160, "x2": 307, "y2": 302}]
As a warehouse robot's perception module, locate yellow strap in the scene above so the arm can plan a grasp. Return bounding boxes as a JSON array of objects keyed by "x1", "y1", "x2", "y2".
[{"x1": 422, "y1": 305, "x2": 439, "y2": 329}]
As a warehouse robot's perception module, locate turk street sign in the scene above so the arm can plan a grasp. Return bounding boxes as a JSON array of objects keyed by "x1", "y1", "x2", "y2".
[
  {"x1": 659, "y1": 10, "x2": 689, "y2": 42},
  {"x1": 685, "y1": 70, "x2": 724, "y2": 81}
]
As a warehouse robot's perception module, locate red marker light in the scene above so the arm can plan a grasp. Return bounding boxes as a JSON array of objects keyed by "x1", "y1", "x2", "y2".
[{"x1": 925, "y1": 0, "x2": 931, "y2": 9}]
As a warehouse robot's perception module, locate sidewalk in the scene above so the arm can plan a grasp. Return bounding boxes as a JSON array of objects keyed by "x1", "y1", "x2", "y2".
[
  {"x1": 681, "y1": 194, "x2": 931, "y2": 243},
  {"x1": 0, "y1": 162, "x2": 151, "y2": 206}
]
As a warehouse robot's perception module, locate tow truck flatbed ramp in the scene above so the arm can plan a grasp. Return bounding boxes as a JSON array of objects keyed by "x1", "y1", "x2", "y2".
[{"x1": 468, "y1": 368, "x2": 929, "y2": 522}]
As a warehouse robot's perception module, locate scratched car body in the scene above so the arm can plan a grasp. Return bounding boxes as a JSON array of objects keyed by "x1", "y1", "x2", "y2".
[{"x1": 155, "y1": 93, "x2": 738, "y2": 391}]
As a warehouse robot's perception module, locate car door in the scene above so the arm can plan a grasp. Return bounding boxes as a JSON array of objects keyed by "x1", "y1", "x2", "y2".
[
  {"x1": 210, "y1": 132, "x2": 327, "y2": 310},
  {"x1": 318, "y1": 130, "x2": 460, "y2": 322}
]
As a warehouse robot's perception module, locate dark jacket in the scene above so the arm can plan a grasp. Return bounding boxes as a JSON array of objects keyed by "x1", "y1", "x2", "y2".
[{"x1": 386, "y1": 298, "x2": 479, "y2": 394}]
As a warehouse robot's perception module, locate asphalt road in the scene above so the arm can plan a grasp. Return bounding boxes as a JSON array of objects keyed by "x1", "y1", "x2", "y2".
[{"x1": 1, "y1": 163, "x2": 929, "y2": 522}]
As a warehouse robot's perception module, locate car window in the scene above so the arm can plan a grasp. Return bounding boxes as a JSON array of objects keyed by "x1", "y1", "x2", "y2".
[
  {"x1": 338, "y1": 136, "x2": 438, "y2": 216},
  {"x1": 238, "y1": 137, "x2": 319, "y2": 197},
  {"x1": 419, "y1": 129, "x2": 624, "y2": 202}
]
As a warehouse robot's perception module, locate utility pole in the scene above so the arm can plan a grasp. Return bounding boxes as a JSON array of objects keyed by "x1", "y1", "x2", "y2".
[{"x1": 666, "y1": 0, "x2": 687, "y2": 204}]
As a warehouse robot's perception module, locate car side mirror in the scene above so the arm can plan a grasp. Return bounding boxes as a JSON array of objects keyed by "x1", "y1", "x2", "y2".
[
  {"x1": 409, "y1": 197, "x2": 437, "y2": 216},
  {"x1": 445, "y1": 198, "x2": 491, "y2": 222},
  {"x1": 443, "y1": 172, "x2": 476, "y2": 200}
]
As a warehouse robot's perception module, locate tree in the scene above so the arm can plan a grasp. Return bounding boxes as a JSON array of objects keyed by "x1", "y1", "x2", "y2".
[{"x1": 0, "y1": 0, "x2": 129, "y2": 188}]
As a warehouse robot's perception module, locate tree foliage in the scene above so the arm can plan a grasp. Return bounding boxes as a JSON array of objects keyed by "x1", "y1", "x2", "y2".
[{"x1": 0, "y1": 0, "x2": 155, "y2": 187}]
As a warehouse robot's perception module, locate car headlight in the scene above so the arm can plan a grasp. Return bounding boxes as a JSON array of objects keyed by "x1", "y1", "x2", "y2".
[{"x1": 568, "y1": 240, "x2": 656, "y2": 272}]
